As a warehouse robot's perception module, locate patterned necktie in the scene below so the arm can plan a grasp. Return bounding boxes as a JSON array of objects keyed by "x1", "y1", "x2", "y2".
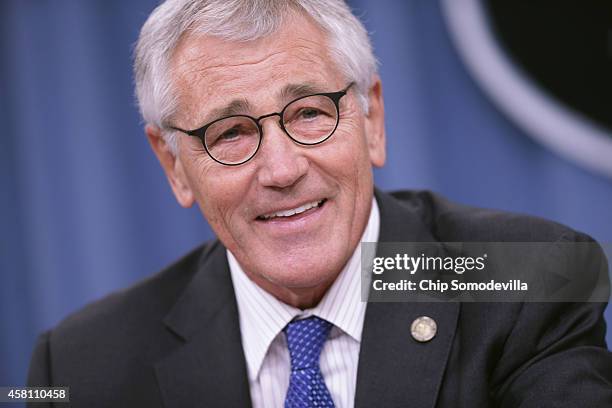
[{"x1": 284, "y1": 316, "x2": 335, "y2": 408}]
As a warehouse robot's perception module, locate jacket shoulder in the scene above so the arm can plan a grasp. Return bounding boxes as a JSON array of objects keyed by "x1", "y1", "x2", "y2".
[
  {"x1": 389, "y1": 190, "x2": 593, "y2": 242},
  {"x1": 46, "y1": 241, "x2": 219, "y2": 369}
]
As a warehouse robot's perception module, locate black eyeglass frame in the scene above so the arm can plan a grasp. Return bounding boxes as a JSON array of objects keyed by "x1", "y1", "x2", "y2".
[{"x1": 169, "y1": 82, "x2": 355, "y2": 166}]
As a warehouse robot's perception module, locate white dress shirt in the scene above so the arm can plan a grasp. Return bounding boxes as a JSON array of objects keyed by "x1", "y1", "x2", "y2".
[{"x1": 228, "y1": 198, "x2": 380, "y2": 408}]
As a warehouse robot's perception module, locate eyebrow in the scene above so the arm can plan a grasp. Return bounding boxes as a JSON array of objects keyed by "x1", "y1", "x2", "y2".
[
  {"x1": 202, "y1": 98, "x2": 253, "y2": 125},
  {"x1": 278, "y1": 82, "x2": 326, "y2": 100}
]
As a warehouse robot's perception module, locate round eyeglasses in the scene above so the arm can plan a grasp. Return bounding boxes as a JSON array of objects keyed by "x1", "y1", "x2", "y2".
[{"x1": 169, "y1": 83, "x2": 354, "y2": 166}]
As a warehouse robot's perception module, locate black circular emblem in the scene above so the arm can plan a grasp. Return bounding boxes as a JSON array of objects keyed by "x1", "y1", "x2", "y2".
[{"x1": 442, "y1": 0, "x2": 612, "y2": 178}]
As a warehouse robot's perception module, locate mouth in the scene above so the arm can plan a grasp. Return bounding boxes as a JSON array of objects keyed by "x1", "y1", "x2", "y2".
[{"x1": 256, "y1": 199, "x2": 327, "y2": 221}]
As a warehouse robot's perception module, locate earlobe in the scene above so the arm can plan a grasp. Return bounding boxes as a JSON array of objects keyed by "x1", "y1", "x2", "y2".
[
  {"x1": 145, "y1": 125, "x2": 195, "y2": 208},
  {"x1": 364, "y1": 76, "x2": 386, "y2": 168}
]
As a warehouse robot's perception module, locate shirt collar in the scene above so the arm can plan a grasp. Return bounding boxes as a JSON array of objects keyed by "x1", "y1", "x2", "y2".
[{"x1": 228, "y1": 197, "x2": 380, "y2": 381}]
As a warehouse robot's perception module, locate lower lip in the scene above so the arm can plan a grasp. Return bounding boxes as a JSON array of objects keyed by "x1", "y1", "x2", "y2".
[{"x1": 255, "y1": 200, "x2": 327, "y2": 233}]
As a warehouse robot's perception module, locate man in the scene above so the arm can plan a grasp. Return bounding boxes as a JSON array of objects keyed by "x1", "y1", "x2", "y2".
[{"x1": 28, "y1": 0, "x2": 612, "y2": 407}]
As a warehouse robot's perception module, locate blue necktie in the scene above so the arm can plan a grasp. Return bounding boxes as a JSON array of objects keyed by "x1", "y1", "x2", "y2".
[{"x1": 284, "y1": 316, "x2": 335, "y2": 408}]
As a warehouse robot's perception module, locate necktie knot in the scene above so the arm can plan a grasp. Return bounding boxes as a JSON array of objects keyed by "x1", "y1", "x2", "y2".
[{"x1": 284, "y1": 316, "x2": 332, "y2": 371}]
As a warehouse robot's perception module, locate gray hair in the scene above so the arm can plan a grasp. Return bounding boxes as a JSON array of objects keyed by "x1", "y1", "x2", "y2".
[{"x1": 134, "y1": 0, "x2": 378, "y2": 151}]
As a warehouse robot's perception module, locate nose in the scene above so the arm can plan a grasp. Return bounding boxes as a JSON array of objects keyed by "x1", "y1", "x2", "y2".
[{"x1": 256, "y1": 116, "x2": 309, "y2": 188}]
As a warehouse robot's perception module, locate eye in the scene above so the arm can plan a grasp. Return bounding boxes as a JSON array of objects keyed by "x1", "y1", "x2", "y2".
[
  {"x1": 219, "y1": 127, "x2": 240, "y2": 140},
  {"x1": 211, "y1": 125, "x2": 251, "y2": 145},
  {"x1": 299, "y1": 108, "x2": 321, "y2": 119}
]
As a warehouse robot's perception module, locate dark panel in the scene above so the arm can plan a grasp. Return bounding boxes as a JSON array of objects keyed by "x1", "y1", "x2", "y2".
[{"x1": 485, "y1": 0, "x2": 612, "y2": 132}]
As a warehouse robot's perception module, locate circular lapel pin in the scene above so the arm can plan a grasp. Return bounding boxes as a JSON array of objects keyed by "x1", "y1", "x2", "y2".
[{"x1": 411, "y1": 316, "x2": 437, "y2": 342}]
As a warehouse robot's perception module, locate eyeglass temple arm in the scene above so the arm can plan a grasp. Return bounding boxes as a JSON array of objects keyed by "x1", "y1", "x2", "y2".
[{"x1": 168, "y1": 125, "x2": 200, "y2": 137}]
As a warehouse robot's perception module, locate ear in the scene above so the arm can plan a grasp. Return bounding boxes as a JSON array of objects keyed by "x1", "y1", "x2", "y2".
[
  {"x1": 145, "y1": 125, "x2": 195, "y2": 208},
  {"x1": 363, "y1": 75, "x2": 386, "y2": 168}
]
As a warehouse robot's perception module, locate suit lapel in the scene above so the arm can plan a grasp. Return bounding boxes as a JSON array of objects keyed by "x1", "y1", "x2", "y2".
[
  {"x1": 355, "y1": 191, "x2": 460, "y2": 408},
  {"x1": 155, "y1": 242, "x2": 252, "y2": 408}
]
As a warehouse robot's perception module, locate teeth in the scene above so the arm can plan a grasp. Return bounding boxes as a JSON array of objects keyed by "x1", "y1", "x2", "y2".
[{"x1": 260, "y1": 200, "x2": 322, "y2": 220}]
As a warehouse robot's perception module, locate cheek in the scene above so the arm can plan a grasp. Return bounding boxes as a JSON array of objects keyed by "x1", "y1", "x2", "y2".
[
  {"x1": 336, "y1": 129, "x2": 375, "y2": 203},
  {"x1": 187, "y1": 161, "x2": 253, "y2": 228},
  {"x1": 329, "y1": 120, "x2": 373, "y2": 175}
]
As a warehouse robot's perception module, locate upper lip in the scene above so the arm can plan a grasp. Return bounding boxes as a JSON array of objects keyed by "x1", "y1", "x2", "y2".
[{"x1": 256, "y1": 198, "x2": 326, "y2": 220}]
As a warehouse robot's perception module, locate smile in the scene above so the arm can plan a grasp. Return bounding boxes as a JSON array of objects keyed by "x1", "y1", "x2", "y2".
[{"x1": 258, "y1": 199, "x2": 326, "y2": 220}]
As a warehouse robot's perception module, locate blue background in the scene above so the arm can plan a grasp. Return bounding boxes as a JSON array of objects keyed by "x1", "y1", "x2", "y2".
[{"x1": 1, "y1": 0, "x2": 611, "y2": 387}]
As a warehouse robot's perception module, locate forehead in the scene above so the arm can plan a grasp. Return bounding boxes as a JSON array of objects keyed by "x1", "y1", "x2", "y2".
[{"x1": 169, "y1": 13, "x2": 344, "y2": 123}]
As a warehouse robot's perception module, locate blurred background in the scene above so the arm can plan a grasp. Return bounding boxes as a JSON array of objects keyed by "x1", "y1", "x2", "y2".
[{"x1": 1, "y1": 0, "x2": 611, "y2": 388}]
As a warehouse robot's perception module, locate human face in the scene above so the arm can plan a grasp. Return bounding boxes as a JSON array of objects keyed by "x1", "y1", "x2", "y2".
[{"x1": 147, "y1": 12, "x2": 386, "y2": 308}]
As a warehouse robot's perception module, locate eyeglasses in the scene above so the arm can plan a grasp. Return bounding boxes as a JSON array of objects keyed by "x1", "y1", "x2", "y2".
[{"x1": 169, "y1": 82, "x2": 354, "y2": 166}]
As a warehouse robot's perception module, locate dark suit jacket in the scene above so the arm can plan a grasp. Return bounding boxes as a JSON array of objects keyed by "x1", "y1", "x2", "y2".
[{"x1": 28, "y1": 190, "x2": 612, "y2": 407}]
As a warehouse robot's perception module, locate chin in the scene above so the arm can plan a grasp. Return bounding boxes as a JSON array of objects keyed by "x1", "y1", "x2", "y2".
[{"x1": 262, "y1": 260, "x2": 340, "y2": 289}]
